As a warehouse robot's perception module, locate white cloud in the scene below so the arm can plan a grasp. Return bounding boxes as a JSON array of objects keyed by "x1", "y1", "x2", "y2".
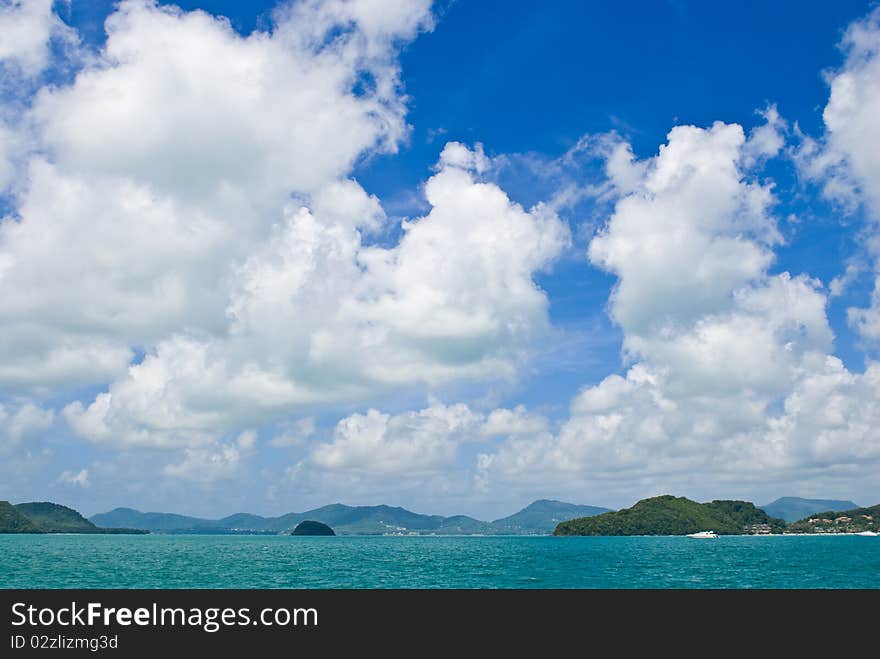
[
  {"x1": 589, "y1": 122, "x2": 780, "y2": 339},
  {"x1": 62, "y1": 145, "x2": 568, "y2": 448},
  {"x1": 162, "y1": 443, "x2": 244, "y2": 483},
  {"x1": 0, "y1": 401, "x2": 54, "y2": 453},
  {"x1": 480, "y1": 405, "x2": 548, "y2": 437},
  {"x1": 310, "y1": 402, "x2": 481, "y2": 475},
  {"x1": 0, "y1": 0, "x2": 75, "y2": 77},
  {"x1": 584, "y1": 119, "x2": 829, "y2": 400},
  {"x1": 742, "y1": 105, "x2": 786, "y2": 166},
  {"x1": 3, "y1": 0, "x2": 877, "y2": 512},
  {"x1": 821, "y1": 8, "x2": 880, "y2": 216},
  {"x1": 848, "y1": 277, "x2": 880, "y2": 340},
  {"x1": 0, "y1": 1, "x2": 568, "y2": 450},
  {"x1": 0, "y1": 119, "x2": 21, "y2": 191},
  {"x1": 58, "y1": 468, "x2": 89, "y2": 488},
  {"x1": 0, "y1": 0, "x2": 434, "y2": 393},
  {"x1": 795, "y1": 8, "x2": 880, "y2": 341},
  {"x1": 236, "y1": 429, "x2": 257, "y2": 450},
  {"x1": 269, "y1": 417, "x2": 316, "y2": 448},
  {"x1": 829, "y1": 261, "x2": 863, "y2": 298},
  {"x1": 0, "y1": 0, "x2": 76, "y2": 192},
  {"x1": 437, "y1": 141, "x2": 490, "y2": 173},
  {"x1": 476, "y1": 117, "x2": 880, "y2": 501},
  {"x1": 31, "y1": 0, "x2": 422, "y2": 204}
]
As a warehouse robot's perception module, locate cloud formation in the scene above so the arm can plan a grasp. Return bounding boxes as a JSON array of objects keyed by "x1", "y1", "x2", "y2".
[
  {"x1": 796, "y1": 8, "x2": 880, "y2": 341},
  {"x1": 0, "y1": 2, "x2": 567, "y2": 459},
  {"x1": 60, "y1": 145, "x2": 568, "y2": 449},
  {"x1": 311, "y1": 402, "x2": 481, "y2": 474},
  {"x1": 0, "y1": 401, "x2": 54, "y2": 455},
  {"x1": 0, "y1": 0, "x2": 74, "y2": 77},
  {"x1": 2, "y1": 0, "x2": 435, "y2": 395},
  {"x1": 58, "y1": 468, "x2": 89, "y2": 488},
  {"x1": 477, "y1": 117, "x2": 879, "y2": 499},
  {"x1": 1, "y1": 1, "x2": 878, "y2": 512}
]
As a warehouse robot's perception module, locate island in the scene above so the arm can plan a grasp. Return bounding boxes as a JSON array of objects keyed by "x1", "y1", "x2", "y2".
[
  {"x1": 0, "y1": 501, "x2": 42, "y2": 533},
  {"x1": 291, "y1": 520, "x2": 335, "y2": 536},
  {"x1": 553, "y1": 495, "x2": 787, "y2": 536},
  {"x1": 0, "y1": 501, "x2": 147, "y2": 534},
  {"x1": 785, "y1": 504, "x2": 879, "y2": 534}
]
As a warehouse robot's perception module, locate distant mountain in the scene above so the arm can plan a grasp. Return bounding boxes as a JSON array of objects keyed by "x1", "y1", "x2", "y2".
[
  {"x1": 554, "y1": 495, "x2": 787, "y2": 536},
  {"x1": 760, "y1": 497, "x2": 860, "y2": 523},
  {"x1": 492, "y1": 500, "x2": 612, "y2": 534},
  {"x1": 16, "y1": 502, "x2": 102, "y2": 533},
  {"x1": 91, "y1": 500, "x2": 608, "y2": 535},
  {"x1": 216, "y1": 513, "x2": 271, "y2": 529},
  {"x1": 1, "y1": 502, "x2": 147, "y2": 534},
  {"x1": 295, "y1": 504, "x2": 447, "y2": 534},
  {"x1": 0, "y1": 501, "x2": 42, "y2": 533},
  {"x1": 90, "y1": 508, "x2": 218, "y2": 532},
  {"x1": 437, "y1": 515, "x2": 494, "y2": 535}
]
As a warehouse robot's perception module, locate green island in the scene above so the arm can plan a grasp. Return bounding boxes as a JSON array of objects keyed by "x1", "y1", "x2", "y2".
[
  {"x1": 785, "y1": 504, "x2": 880, "y2": 534},
  {"x1": 290, "y1": 520, "x2": 336, "y2": 536},
  {"x1": 553, "y1": 495, "x2": 879, "y2": 536},
  {"x1": 0, "y1": 501, "x2": 147, "y2": 534}
]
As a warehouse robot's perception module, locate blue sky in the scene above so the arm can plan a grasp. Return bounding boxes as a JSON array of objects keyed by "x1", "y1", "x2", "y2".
[{"x1": 1, "y1": 0, "x2": 879, "y2": 519}]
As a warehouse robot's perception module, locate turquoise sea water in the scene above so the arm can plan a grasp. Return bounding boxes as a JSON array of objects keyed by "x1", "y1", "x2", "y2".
[{"x1": 1, "y1": 534, "x2": 878, "y2": 589}]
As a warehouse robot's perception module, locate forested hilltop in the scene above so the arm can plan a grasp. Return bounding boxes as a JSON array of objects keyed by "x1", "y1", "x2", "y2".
[
  {"x1": 0, "y1": 501, "x2": 146, "y2": 534},
  {"x1": 785, "y1": 504, "x2": 879, "y2": 534},
  {"x1": 554, "y1": 495, "x2": 787, "y2": 536}
]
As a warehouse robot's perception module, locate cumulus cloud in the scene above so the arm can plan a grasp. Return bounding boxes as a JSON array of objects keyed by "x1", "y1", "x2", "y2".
[
  {"x1": 0, "y1": 401, "x2": 54, "y2": 454},
  {"x1": 162, "y1": 443, "x2": 245, "y2": 483},
  {"x1": 58, "y1": 468, "x2": 89, "y2": 488},
  {"x1": 0, "y1": 0, "x2": 77, "y2": 192},
  {"x1": 30, "y1": 0, "x2": 422, "y2": 203},
  {"x1": 3, "y1": 1, "x2": 878, "y2": 512},
  {"x1": 589, "y1": 122, "x2": 780, "y2": 336},
  {"x1": 0, "y1": 0, "x2": 437, "y2": 394},
  {"x1": 821, "y1": 8, "x2": 880, "y2": 216},
  {"x1": 0, "y1": 0, "x2": 76, "y2": 77},
  {"x1": 310, "y1": 402, "x2": 482, "y2": 475},
  {"x1": 829, "y1": 261, "x2": 864, "y2": 298},
  {"x1": 0, "y1": 1, "x2": 568, "y2": 451},
  {"x1": 278, "y1": 401, "x2": 491, "y2": 507},
  {"x1": 480, "y1": 405, "x2": 548, "y2": 437},
  {"x1": 795, "y1": 8, "x2": 880, "y2": 342},
  {"x1": 476, "y1": 116, "x2": 880, "y2": 500},
  {"x1": 62, "y1": 145, "x2": 568, "y2": 448}
]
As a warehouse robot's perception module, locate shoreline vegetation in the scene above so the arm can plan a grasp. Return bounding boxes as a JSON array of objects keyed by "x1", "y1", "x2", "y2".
[
  {"x1": 553, "y1": 496, "x2": 880, "y2": 537},
  {"x1": 0, "y1": 501, "x2": 146, "y2": 535},
  {"x1": 1, "y1": 495, "x2": 876, "y2": 537}
]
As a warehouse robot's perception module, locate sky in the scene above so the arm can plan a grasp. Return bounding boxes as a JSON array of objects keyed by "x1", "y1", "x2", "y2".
[{"x1": 0, "y1": 0, "x2": 879, "y2": 520}]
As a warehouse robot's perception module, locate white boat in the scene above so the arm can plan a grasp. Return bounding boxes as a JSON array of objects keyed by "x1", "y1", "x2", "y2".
[
  {"x1": 686, "y1": 530, "x2": 718, "y2": 539},
  {"x1": 855, "y1": 530, "x2": 878, "y2": 536}
]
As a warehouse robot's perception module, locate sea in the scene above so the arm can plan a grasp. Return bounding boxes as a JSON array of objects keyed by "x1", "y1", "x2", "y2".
[{"x1": 1, "y1": 534, "x2": 878, "y2": 589}]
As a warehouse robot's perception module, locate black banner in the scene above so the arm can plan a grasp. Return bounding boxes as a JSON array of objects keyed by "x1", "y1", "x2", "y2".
[{"x1": 1, "y1": 589, "x2": 876, "y2": 654}]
